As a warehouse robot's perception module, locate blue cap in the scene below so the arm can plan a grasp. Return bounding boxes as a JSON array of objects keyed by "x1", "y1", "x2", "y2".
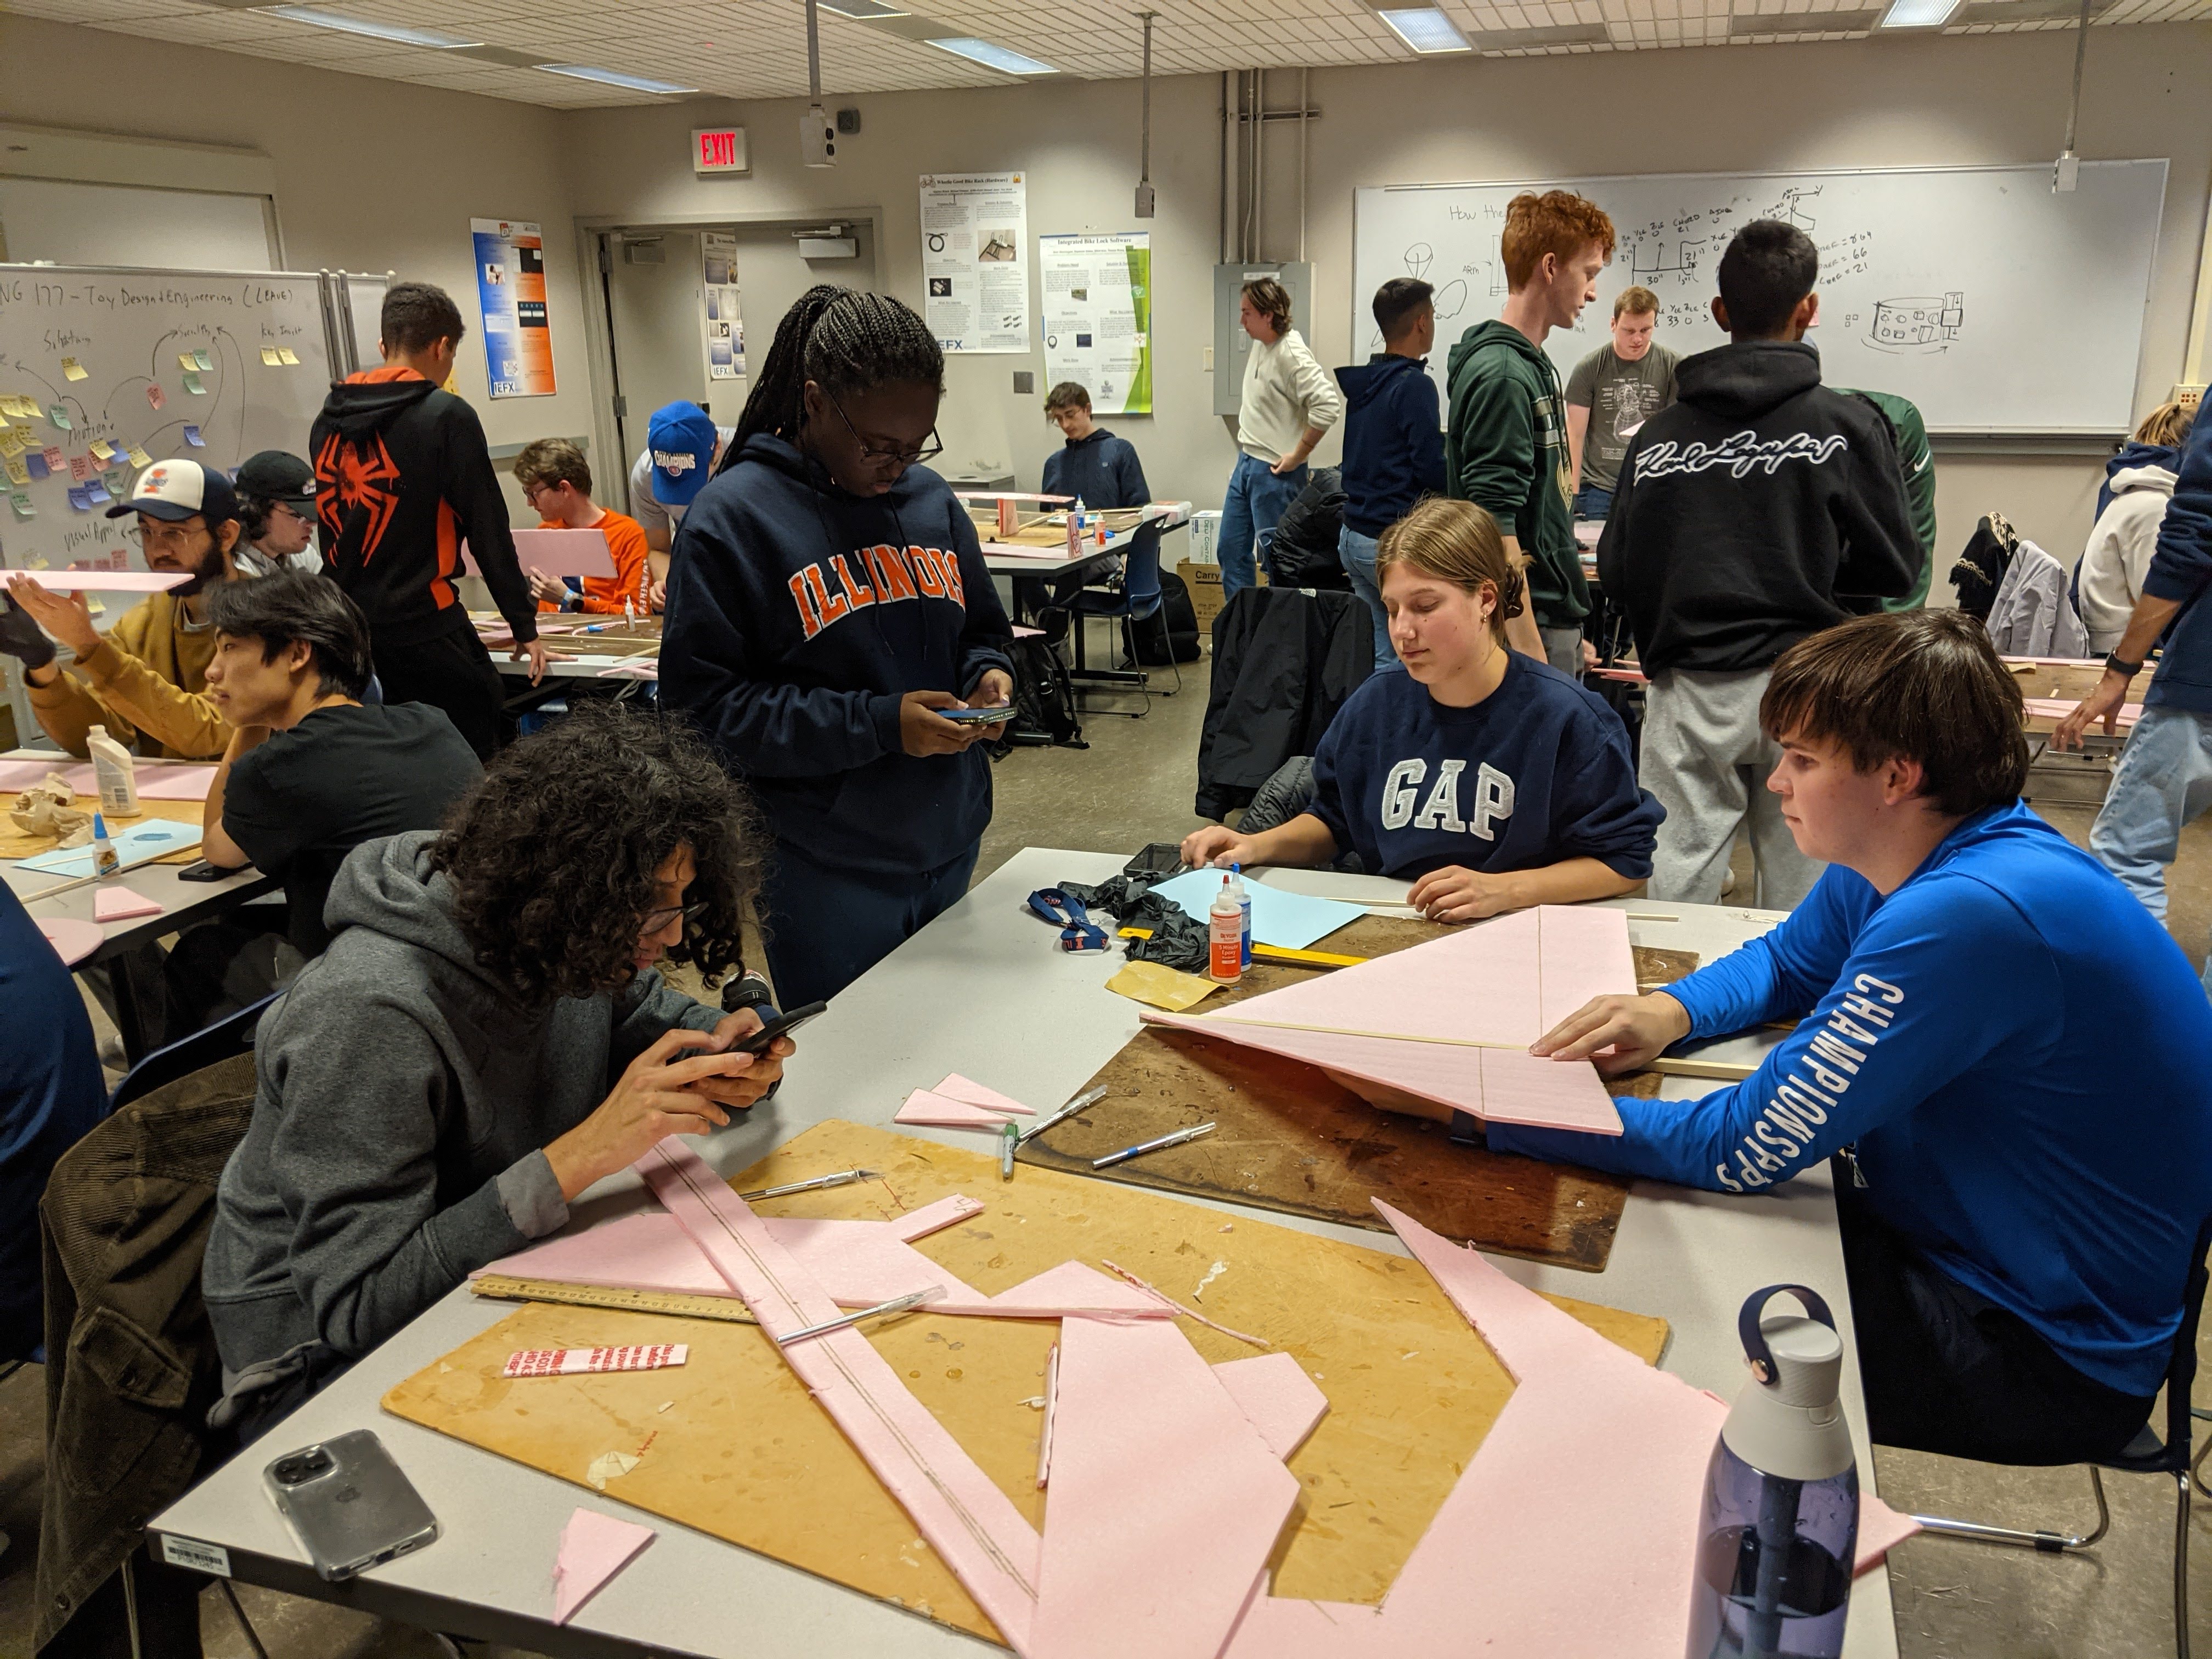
[{"x1": 646, "y1": 402, "x2": 720, "y2": 507}]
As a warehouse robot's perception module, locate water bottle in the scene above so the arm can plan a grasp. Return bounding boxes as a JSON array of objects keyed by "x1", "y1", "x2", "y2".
[{"x1": 1687, "y1": 1285, "x2": 1858, "y2": 1659}]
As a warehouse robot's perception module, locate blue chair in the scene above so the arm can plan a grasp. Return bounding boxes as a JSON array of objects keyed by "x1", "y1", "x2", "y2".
[
  {"x1": 109, "y1": 991, "x2": 281, "y2": 1115},
  {"x1": 1066, "y1": 526, "x2": 1180, "y2": 718}
]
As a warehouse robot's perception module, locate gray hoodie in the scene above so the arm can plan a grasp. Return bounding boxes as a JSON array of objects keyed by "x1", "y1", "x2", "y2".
[{"x1": 202, "y1": 831, "x2": 724, "y2": 1385}]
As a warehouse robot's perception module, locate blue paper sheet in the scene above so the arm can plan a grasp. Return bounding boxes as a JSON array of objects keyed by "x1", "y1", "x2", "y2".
[
  {"x1": 1147, "y1": 868, "x2": 1365, "y2": 951},
  {"x1": 14, "y1": 819, "x2": 195, "y2": 876}
]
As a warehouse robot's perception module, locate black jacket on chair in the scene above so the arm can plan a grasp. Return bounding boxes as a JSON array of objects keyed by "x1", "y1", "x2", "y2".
[{"x1": 1195, "y1": 587, "x2": 1374, "y2": 820}]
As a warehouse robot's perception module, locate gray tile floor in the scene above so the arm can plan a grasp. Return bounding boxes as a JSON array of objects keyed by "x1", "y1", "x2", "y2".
[{"x1": 8, "y1": 628, "x2": 2210, "y2": 1657}]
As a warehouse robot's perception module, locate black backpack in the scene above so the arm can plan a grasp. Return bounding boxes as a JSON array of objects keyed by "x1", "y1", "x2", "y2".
[
  {"x1": 1003, "y1": 634, "x2": 1086, "y2": 747},
  {"x1": 1130, "y1": 570, "x2": 1202, "y2": 665}
]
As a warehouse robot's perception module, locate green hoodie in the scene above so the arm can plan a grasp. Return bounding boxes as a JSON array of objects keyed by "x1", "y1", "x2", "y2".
[{"x1": 1444, "y1": 320, "x2": 1587, "y2": 628}]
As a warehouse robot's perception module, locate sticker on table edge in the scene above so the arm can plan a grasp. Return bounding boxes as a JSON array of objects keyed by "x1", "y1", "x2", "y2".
[{"x1": 156, "y1": 1534, "x2": 232, "y2": 1577}]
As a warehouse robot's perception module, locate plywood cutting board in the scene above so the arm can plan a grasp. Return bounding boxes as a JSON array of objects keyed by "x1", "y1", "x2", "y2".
[
  {"x1": 386, "y1": 1120, "x2": 1667, "y2": 1644},
  {"x1": 0, "y1": 795, "x2": 205, "y2": 863}
]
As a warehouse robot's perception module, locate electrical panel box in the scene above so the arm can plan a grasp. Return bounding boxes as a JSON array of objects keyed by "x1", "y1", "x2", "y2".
[{"x1": 1212, "y1": 262, "x2": 1313, "y2": 417}]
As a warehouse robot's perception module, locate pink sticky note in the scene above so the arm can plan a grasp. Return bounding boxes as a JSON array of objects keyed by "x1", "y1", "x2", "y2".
[
  {"x1": 148, "y1": 383, "x2": 166, "y2": 411},
  {"x1": 551, "y1": 1508, "x2": 655, "y2": 1625},
  {"x1": 92, "y1": 886, "x2": 163, "y2": 922},
  {"x1": 42, "y1": 445, "x2": 64, "y2": 471}
]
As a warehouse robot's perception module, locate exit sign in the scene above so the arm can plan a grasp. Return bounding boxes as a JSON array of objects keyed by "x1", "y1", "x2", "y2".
[{"x1": 692, "y1": 127, "x2": 749, "y2": 176}]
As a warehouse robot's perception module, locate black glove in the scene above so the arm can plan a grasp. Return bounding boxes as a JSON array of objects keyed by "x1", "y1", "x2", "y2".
[{"x1": 0, "y1": 596, "x2": 55, "y2": 671}]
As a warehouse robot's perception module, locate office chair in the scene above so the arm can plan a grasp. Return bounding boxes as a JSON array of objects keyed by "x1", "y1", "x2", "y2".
[
  {"x1": 109, "y1": 990, "x2": 281, "y2": 1115},
  {"x1": 1067, "y1": 526, "x2": 1180, "y2": 716}
]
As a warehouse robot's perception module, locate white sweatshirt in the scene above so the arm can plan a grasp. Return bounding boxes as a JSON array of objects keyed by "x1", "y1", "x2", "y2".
[
  {"x1": 2075, "y1": 464, "x2": 2178, "y2": 653},
  {"x1": 1237, "y1": 329, "x2": 1344, "y2": 465}
]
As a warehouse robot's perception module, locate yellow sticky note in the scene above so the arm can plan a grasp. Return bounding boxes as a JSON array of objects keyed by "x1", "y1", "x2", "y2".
[
  {"x1": 61, "y1": 357, "x2": 88, "y2": 381},
  {"x1": 127, "y1": 444, "x2": 154, "y2": 467},
  {"x1": 1105, "y1": 959, "x2": 1222, "y2": 1012},
  {"x1": 277, "y1": 347, "x2": 300, "y2": 366},
  {"x1": 179, "y1": 352, "x2": 199, "y2": 371},
  {"x1": 0, "y1": 427, "x2": 24, "y2": 458},
  {"x1": 261, "y1": 346, "x2": 281, "y2": 367},
  {"x1": 89, "y1": 439, "x2": 115, "y2": 462},
  {"x1": 4, "y1": 456, "x2": 27, "y2": 487}
]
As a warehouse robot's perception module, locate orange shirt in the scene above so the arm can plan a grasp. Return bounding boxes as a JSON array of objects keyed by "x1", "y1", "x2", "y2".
[{"x1": 536, "y1": 509, "x2": 651, "y2": 614}]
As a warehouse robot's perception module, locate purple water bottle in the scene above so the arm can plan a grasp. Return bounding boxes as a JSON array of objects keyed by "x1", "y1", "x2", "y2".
[{"x1": 1686, "y1": 1285, "x2": 1859, "y2": 1659}]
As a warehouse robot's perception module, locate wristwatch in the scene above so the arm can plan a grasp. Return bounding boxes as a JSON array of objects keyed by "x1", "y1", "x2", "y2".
[{"x1": 2106, "y1": 651, "x2": 2146, "y2": 678}]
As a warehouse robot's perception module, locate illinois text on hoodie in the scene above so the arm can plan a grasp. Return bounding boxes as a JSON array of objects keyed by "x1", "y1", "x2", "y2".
[
  {"x1": 309, "y1": 368, "x2": 538, "y2": 648},
  {"x1": 1595, "y1": 341, "x2": 1920, "y2": 676},
  {"x1": 1444, "y1": 321, "x2": 1585, "y2": 629},
  {"x1": 658, "y1": 434, "x2": 1015, "y2": 876}
]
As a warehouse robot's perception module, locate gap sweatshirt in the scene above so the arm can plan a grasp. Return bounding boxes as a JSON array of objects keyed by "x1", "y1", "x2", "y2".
[
  {"x1": 201, "y1": 832, "x2": 726, "y2": 1380},
  {"x1": 1444, "y1": 320, "x2": 1585, "y2": 628},
  {"x1": 1595, "y1": 341, "x2": 1920, "y2": 675},
  {"x1": 659, "y1": 434, "x2": 1015, "y2": 875},
  {"x1": 1490, "y1": 802, "x2": 2212, "y2": 1397},
  {"x1": 1336, "y1": 353, "x2": 1446, "y2": 537}
]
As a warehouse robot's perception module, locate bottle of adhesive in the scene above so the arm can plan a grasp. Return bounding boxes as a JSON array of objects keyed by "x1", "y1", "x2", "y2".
[
  {"x1": 1228, "y1": 863, "x2": 1252, "y2": 969},
  {"x1": 1209, "y1": 876, "x2": 1243, "y2": 983},
  {"x1": 90, "y1": 810, "x2": 120, "y2": 879},
  {"x1": 85, "y1": 725, "x2": 139, "y2": 819},
  {"x1": 1066, "y1": 496, "x2": 1086, "y2": 556}
]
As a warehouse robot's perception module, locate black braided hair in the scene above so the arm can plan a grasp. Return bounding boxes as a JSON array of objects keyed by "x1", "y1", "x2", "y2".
[{"x1": 723, "y1": 285, "x2": 944, "y2": 471}]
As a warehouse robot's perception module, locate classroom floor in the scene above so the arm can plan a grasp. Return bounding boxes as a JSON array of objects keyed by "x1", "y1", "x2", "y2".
[{"x1": 7, "y1": 635, "x2": 2211, "y2": 1657}]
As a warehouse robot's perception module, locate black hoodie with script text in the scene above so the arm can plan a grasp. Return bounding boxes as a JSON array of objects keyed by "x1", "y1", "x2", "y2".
[
  {"x1": 1595, "y1": 341, "x2": 1918, "y2": 676},
  {"x1": 309, "y1": 367, "x2": 538, "y2": 648},
  {"x1": 658, "y1": 433, "x2": 1015, "y2": 875}
]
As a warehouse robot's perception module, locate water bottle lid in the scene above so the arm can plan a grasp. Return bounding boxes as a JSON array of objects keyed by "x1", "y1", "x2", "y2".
[{"x1": 1739, "y1": 1284, "x2": 1843, "y2": 1408}]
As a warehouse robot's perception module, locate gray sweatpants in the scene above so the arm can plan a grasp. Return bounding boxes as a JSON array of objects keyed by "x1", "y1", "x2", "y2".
[
  {"x1": 1540, "y1": 627, "x2": 1584, "y2": 679},
  {"x1": 1640, "y1": 666, "x2": 1824, "y2": 910}
]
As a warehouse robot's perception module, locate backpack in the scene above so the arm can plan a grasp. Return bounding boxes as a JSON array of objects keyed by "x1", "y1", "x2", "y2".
[
  {"x1": 1260, "y1": 468, "x2": 1350, "y2": 590},
  {"x1": 1130, "y1": 570, "x2": 1203, "y2": 665},
  {"x1": 1003, "y1": 634, "x2": 1086, "y2": 748}
]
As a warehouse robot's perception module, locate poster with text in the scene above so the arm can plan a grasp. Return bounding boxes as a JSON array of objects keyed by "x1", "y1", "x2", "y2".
[
  {"x1": 470, "y1": 219, "x2": 556, "y2": 398},
  {"x1": 1039, "y1": 233, "x2": 1152, "y2": 415},
  {"x1": 919, "y1": 172, "x2": 1030, "y2": 353},
  {"x1": 699, "y1": 232, "x2": 746, "y2": 384}
]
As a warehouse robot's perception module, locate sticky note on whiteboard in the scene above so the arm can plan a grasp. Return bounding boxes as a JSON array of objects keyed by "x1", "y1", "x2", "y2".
[
  {"x1": 9, "y1": 491, "x2": 32, "y2": 520},
  {"x1": 47, "y1": 405, "x2": 71, "y2": 430},
  {"x1": 193, "y1": 350, "x2": 213, "y2": 371},
  {"x1": 127, "y1": 444, "x2": 153, "y2": 467},
  {"x1": 278, "y1": 347, "x2": 300, "y2": 366},
  {"x1": 183, "y1": 425, "x2": 204, "y2": 448},
  {"x1": 183, "y1": 373, "x2": 206, "y2": 396},
  {"x1": 61, "y1": 357, "x2": 88, "y2": 381},
  {"x1": 148, "y1": 382, "x2": 166, "y2": 412},
  {"x1": 260, "y1": 347, "x2": 281, "y2": 367}
]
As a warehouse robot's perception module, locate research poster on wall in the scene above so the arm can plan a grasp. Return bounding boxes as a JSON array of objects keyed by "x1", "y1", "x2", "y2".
[
  {"x1": 699, "y1": 231, "x2": 744, "y2": 384},
  {"x1": 469, "y1": 218, "x2": 556, "y2": 399},
  {"x1": 919, "y1": 172, "x2": 1030, "y2": 353},
  {"x1": 1039, "y1": 232, "x2": 1152, "y2": 415}
]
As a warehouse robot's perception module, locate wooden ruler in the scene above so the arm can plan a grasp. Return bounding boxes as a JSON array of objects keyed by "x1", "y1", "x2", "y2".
[{"x1": 470, "y1": 1274, "x2": 757, "y2": 1325}]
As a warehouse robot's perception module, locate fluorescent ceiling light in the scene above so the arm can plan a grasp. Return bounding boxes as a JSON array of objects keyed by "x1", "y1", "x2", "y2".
[
  {"x1": 820, "y1": 0, "x2": 909, "y2": 15},
  {"x1": 1876, "y1": 0, "x2": 1961, "y2": 24},
  {"x1": 258, "y1": 5, "x2": 479, "y2": 46},
  {"x1": 926, "y1": 36, "x2": 1057, "y2": 74},
  {"x1": 537, "y1": 63, "x2": 700, "y2": 93},
  {"x1": 1377, "y1": 7, "x2": 1473, "y2": 52}
]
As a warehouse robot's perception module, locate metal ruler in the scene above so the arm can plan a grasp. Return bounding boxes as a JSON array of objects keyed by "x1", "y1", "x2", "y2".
[{"x1": 470, "y1": 1274, "x2": 758, "y2": 1325}]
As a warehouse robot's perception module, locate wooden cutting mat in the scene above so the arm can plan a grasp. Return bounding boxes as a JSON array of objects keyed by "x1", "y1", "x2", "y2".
[
  {"x1": 1015, "y1": 917, "x2": 1702, "y2": 1273},
  {"x1": 385, "y1": 1119, "x2": 1667, "y2": 1644},
  {"x1": 1, "y1": 793, "x2": 206, "y2": 864}
]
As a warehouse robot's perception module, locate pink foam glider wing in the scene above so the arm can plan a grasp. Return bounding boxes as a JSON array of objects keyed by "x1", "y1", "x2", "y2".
[
  {"x1": 896, "y1": 1088, "x2": 1023, "y2": 1129},
  {"x1": 91, "y1": 885, "x2": 163, "y2": 922},
  {"x1": 551, "y1": 1508, "x2": 655, "y2": 1625},
  {"x1": 1211, "y1": 1352, "x2": 1329, "y2": 1460},
  {"x1": 933, "y1": 1073, "x2": 1036, "y2": 1115},
  {"x1": 934, "y1": 1260, "x2": 1174, "y2": 1322}
]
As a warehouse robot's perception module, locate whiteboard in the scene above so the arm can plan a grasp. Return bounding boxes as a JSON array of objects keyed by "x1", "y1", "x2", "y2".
[
  {"x1": 0, "y1": 179, "x2": 278, "y2": 271},
  {"x1": 0, "y1": 264, "x2": 334, "y2": 572},
  {"x1": 1351, "y1": 162, "x2": 2169, "y2": 435}
]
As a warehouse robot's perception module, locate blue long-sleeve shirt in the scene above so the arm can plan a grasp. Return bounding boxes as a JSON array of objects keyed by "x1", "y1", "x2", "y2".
[
  {"x1": 1490, "y1": 801, "x2": 2212, "y2": 1396},
  {"x1": 2143, "y1": 409, "x2": 2212, "y2": 712}
]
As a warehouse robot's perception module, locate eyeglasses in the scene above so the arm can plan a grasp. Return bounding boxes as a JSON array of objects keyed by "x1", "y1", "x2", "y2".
[
  {"x1": 637, "y1": 900, "x2": 708, "y2": 939},
  {"x1": 133, "y1": 520, "x2": 211, "y2": 551},
  {"x1": 824, "y1": 393, "x2": 943, "y2": 469}
]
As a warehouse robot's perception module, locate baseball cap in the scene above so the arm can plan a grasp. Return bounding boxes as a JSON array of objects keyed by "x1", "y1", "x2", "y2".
[
  {"x1": 647, "y1": 402, "x2": 720, "y2": 507},
  {"x1": 105, "y1": 458, "x2": 240, "y2": 524},
  {"x1": 234, "y1": 450, "x2": 317, "y2": 509}
]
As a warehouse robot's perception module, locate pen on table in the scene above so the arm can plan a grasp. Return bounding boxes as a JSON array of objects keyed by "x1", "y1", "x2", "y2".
[
  {"x1": 1000, "y1": 1119, "x2": 1019, "y2": 1181},
  {"x1": 1018, "y1": 1084, "x2": 1109, "y2": 1146},
  {"x1": 738, "y1": 1167, "x2": 881, "y2": 1203},
  {"x1": 778, "y1": 1285, "x2": 944, "y2": 1346},
  {"x1": 1093, "y1": 1122, "x2": 1215, "y2": 1170}
]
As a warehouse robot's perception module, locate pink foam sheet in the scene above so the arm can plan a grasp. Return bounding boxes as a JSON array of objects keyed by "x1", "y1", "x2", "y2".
[
  {"x1": 1, "y1": 568, "x2": 190, "y2": 592},
  {"x1": 636, "y1": 1139, "x2": 1044, "y2": 1649},
  {"x1": 0, "y1": 760, "x2": 215, "y2": 799},
  {"x1": 1217, "y1": 1202, "x2": 1916, "y2": 1656},
  {"x1": 92, "y1": 885, "x2": 163, "y2": 922},
  {"x1": 1197, "y1": 904, "x2": 1634, "y2": 1050},
  {"x1": 896, "y1": 1088, "x2": 1024, "y2": 1129},
  {"x1": 1139, "y1": 1009, "x2": 1624, "y2": 1137},
  {"x1": 932, "y1": 1073, "x2": 1035, "y2": 1114},
  {"x1": 38, "y1": 917, "x2": 105, "y2": 966},
  {"x1": 1211, "y1": 1352, "x2": 1329, "y2": 1460},
  {"x1": 934, "y1": 1260, "x2": 1175, "y2": 1322},
  {"x1": 1030, "y1": 1316, "x2": 1301, "y2": 1659},
  {"x1": 551, "y1": 1508, "x2": 656, "y2": 1625}
]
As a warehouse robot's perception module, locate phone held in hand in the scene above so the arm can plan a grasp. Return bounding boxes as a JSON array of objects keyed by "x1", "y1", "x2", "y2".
[
  {"x1": 731, "y1": 1000, "x2": 828, "y2": 1056},
  {"x1": 264, "y1": 1431, "x2": 438, "y2": 1582},
  {"x1": 938, "y1": 705, "x2": 1018, "y2": 725}
]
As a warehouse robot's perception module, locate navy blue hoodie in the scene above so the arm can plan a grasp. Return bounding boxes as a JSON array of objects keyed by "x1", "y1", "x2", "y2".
[
  {"x1": 1041, "y1": 427, "x2": 1149, "y2": 510},
  {"x1": 659, "y1": 434, "x2": 1014, "y2": 874},
  {"x1": 2141, "y1": 411, "x2": 2212, "y2": 715},
  {"x1": 1335, "y1": 354, "x2": 1446, "y2": 537},
  {"x1": 2100, "y1": 440, "x2": 2180, "y2": 522}
]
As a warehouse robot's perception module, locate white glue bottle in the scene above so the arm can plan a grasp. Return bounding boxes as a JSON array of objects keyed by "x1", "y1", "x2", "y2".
[
  {"x1": 1209, "y1": 875, "x2": 1244, "y2": 983},
  {"x1": 1228, "y1": 863, "x2": 1252, "y2": 969},
  {"x1": 85, "y1": 725, "x2": 140, "y2": 819},
  {"x1": 90, "y1": 811, "x2": 120, "y2": 879}
]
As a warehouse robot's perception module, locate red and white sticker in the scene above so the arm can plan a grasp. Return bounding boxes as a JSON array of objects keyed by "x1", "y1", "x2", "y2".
[{"x1": 503, "y1": 1343, "x2": 689, "y2": 1378}]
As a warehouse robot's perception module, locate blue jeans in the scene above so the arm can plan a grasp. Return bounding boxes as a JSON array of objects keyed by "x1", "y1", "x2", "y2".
[
  {"x1": 1336, "y1": 523, "x2": 1400, "y2": 672},
  {"x1": 2089, "y1": 703, "x2": 2212, "y2": 996},
  {"x1": 1573, "y1": 484, "x2": 1612, "y2": 520},
  {"x1": 1217, "y1": 452, "x2": 1306, "y2": 597}
]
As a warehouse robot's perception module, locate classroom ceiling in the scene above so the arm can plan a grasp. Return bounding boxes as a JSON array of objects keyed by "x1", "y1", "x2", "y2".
[{"x1": 13, "y1": 0, "x2": 2210, "y2": 106}]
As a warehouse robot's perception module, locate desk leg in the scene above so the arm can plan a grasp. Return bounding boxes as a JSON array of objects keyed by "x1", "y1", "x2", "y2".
[{"x1": 107, "y1": 943, "x2": 171, "y2": 1065}]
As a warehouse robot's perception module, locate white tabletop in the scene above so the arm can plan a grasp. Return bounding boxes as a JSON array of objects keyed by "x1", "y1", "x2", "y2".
[
  {"x1": 151, "y1": 850, "x2": 1895, "y2": 1658},
  {"x1": 980, "y1": 504, "x2": 1191, "y2": 578}
]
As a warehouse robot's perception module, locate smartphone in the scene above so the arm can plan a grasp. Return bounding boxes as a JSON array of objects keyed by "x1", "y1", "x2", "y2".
[
  {"x1": 939, "y1": 705, "x2": 1018, "y2": 725},
  {"x1": 177, "y1": 859, "x2": 244, "y2": 883},
  {"x1": 1124, "y1": 843, "x2": 1188, "y2": 881},
  {"x1": 264, "y1": 1430, "x2": 439, "y2": 1582},
  {"x1": 731, "y1": 1000, "x2": 828, "y2": 1055}
]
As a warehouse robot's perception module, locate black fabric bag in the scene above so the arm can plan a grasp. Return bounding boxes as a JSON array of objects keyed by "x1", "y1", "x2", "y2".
[
  {"x1": 1195, "y1": 586, "x2": 1374, "y2": 820},
  {"x1": 1260, "y1": 469, "x2": 1350, "y2": 591},
  {"x1": 1004, "y1": 634, "x2": 1086, "y2": 748},
  {"x1": 1129, "y1": 571, "x2": 1202, "y2": 665}
]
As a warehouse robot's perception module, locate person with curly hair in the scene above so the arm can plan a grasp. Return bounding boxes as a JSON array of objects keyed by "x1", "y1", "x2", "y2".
[
  {"x1": 1179, "y1": 498, "x2": 1658, "y2": 922},
  {"x1": 661, "y1": 285, "x2": 1014, "y2": 1006},
  {"x1": 201, "y1": 702, "x2": 792, "y2": 1441}
]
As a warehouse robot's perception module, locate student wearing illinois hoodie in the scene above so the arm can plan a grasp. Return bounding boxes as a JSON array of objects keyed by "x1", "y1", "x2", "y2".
[
  {"x1": 661, "y1": 287, "x2": 1015, "y2": 1007},
  {"x1": 1335, "y1": 277, "x2": 1446, "y2": 670},
  {"x1": 1445, "y1": 191, "x2": 1616, "y2": 676},
  {"x1": 309, "y1": 281, "x2": 545, "y2": 759},
  {"x1": 1598, "y1": 219, "x2": 1918, "y2": 910}
]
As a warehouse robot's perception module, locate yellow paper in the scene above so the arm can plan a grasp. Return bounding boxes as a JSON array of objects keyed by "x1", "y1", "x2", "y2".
[
  {"x1": 61, "y1": 357, "x2": 87, "y2": 381},
  {"x1": 260, "y1": 346, "x2": 282, "y2": 366},
  {"x1": 179, "y1": 352, "x2": 199, "y2": 371},
  {"x1": 1105, "y1": 959, "x2": 1222, "y2": 1013},
  {"x1": 127, "y1": 444, "x2": 154, "y2": 467},
  {"x1": 4, "y1": 456, "x2": 27, "y2": 487},
  {"x1": 0, "y1": 427, "x2": 24, "y2": 458},
  {"x1": 277, "y1": 347, "x2": 300, "y2": 366},
  {"x1": 89, "y1": 439, "x2": 115, "y2": 462}
]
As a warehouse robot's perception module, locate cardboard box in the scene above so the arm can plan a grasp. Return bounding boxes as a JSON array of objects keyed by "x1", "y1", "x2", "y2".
[{"x1": 1177, "y1": 559, "x2": 1260, "y2": 630}]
